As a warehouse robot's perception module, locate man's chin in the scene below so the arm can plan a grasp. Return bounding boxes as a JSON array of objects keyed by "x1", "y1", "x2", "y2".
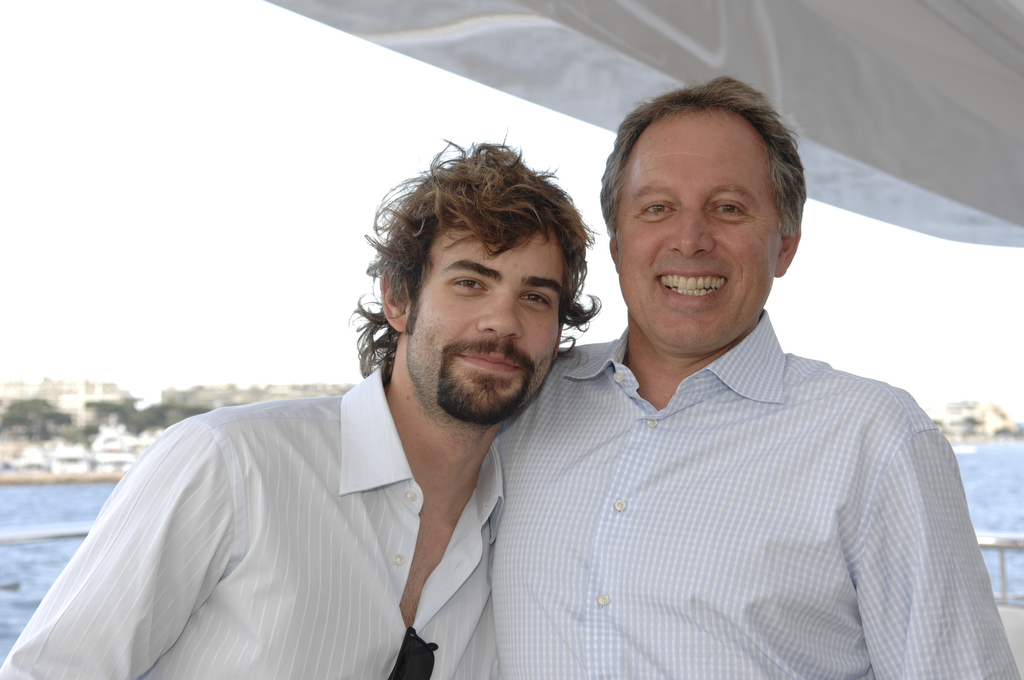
[{"x1": 437, "y1": 375, "x2": 532, "y2": 426}]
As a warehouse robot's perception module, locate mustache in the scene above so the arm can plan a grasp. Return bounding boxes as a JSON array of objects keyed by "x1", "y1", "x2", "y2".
[{"x1": 442, "y1": 337, "x2": 536, "y2": 373}]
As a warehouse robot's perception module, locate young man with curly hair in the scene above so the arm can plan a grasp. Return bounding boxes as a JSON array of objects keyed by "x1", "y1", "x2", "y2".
[{"x1": 2, "y1": 143, "x2": 598, "y2": 680}]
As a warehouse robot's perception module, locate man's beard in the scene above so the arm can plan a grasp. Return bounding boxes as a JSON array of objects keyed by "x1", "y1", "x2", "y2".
[
  {"x1": 403, "y1": 323, "x2": 552, "y2": 426},
  {"x1": 435, "y1": 337, "x2": 541, "y2": 426}
]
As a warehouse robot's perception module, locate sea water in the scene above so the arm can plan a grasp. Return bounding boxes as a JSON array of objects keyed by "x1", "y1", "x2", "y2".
[
  {"x1": 1, "y1": 483, "x2": 115, "y2": 663},
  {"x1": 954, "y1": 443, "x2": 1024, "y2": 599},
  {"x1": 2, "y1": 443, "x2": 1023, "y2": 662}
]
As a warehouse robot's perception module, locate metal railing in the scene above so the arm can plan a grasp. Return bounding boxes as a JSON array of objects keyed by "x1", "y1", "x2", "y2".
[
  {"x1": 0, "y1": 522, "x2": 93, "y2": 546},
  {"x1": 2, "y1": 525, "x2": 1023, "y2": 604},
  {"x1": 978, "y1": 532, "x2": 1024, "y2": 605},
  {"x1": 0, "y1": 523, "x2": 93, "y2": 591}
]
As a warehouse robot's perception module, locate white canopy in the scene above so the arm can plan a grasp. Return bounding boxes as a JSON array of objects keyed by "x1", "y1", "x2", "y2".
[{"x1": 267, "y1": 0, "x2": 1024, "y2": 247}]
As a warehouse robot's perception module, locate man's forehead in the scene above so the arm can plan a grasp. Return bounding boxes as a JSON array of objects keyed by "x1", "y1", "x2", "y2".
[
  {"x1": 622, "y1": 111, "x2": 773, "y2": 198},
  {"x1": 436, "y1": 229, "x2": 553, "y2": 248},
  {"x1": 429, "y1": 231, "x2": 565, "y2": 279},
  {"x1": 636, "y1": 111, "x2": 767, "y2": 162},
  {"x1": 435, "y1": 231, "x2": 561, "y2": 258}
]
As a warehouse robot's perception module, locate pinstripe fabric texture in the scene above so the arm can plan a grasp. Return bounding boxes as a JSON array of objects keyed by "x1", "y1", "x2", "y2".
[
  {"x1": 492, "y1": 313, "x2": 1017, "y2": 679},
  {"x1": 1, "y1": 371, "x2": 499, "y2": 680}
]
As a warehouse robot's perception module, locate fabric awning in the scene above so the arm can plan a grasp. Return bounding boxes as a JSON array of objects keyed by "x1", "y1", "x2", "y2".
[{"x1": 267, "y1": 0, "x2": 1024, "y2": 247}]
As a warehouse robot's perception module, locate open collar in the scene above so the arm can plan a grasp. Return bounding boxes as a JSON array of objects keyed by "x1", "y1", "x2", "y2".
[
  {"x1": 337, "y1": 369, "x2": 504, "y2": 540},
  {"x1": 563, "y1": 311, "x2": 787, "y2": 405},
  {"x1": 338, "y1": 370, "x2": 413, "y2": 496}
]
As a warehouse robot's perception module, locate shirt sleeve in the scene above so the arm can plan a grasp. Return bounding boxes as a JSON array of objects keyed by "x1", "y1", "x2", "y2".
[
  {"x1": 0, "y1": 419, "x2": 236, "y2": 680},
  {"x1": 855, "y1": 429, "x2": 1019, "y2": 679}
]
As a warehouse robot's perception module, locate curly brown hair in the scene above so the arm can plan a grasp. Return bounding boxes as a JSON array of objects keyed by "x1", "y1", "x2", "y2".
[{"x1": 354, "y1": 142, "x2": 600, "y2": 384}]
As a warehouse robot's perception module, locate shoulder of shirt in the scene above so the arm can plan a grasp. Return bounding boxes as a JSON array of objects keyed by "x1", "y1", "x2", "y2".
[
  {"x1": 549, "y1": 339, "x2": 619, "y2": 379},
  {"x1": 498, "y1": 341, "x2": 615, "y2": 438},
  {"x1": 183, "y1": 396, "x2": 345, "y2": 431},
  {"x1": 782, "y1": 352, "x2": 937, "y2": 436}
]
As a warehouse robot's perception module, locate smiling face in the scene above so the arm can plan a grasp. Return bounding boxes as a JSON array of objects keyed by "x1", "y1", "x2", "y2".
[
  {"x1": 387, "y1": 232, "x2": 565, "y2": 427},
  {"x1": 611, "y1": 111, "x2": 800, "y2": 375}
]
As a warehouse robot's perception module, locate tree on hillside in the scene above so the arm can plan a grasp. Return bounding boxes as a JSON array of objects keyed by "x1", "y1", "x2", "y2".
[
  {"x1": 89, "y1": 399, "x2": 141, "y2": 429},
  {"x1": 87, "y1": 399, "x2": 210, "y2": 434},
  {"x1": 135, "y1": 403, "x2": 211, "y2": 431},
  {"x1": 0, "y1": 399, "x2": 73, "y2": 441},
  {"x1": 960, "y1": 415, "x2": 981, "y2": 436}
]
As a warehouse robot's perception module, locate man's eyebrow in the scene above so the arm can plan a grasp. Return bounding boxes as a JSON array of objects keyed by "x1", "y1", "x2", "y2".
[
  {"x1": 444, "y1": 260, "x2": 501, "y2": 280},
  {"x1": 523, "y1": 276, "x2": 562, "y2": 296},
  {"x1": 711, "y1": 184, "x2": 759, "y2": 201},
  {"x1": 632, "y1": 184, "x2": 672, "y2": 200},
  {"x1": 443, "y1": 260, "x2": 562, "y2": 296},
  {"x1": 632, "y1": 183, "x2": 758, "y2": 201}
]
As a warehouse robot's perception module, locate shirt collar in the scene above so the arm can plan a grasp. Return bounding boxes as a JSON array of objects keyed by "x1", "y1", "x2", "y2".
[
  {"x1": 475, "y1": 443, "x2": 504, "y2": 544},
  {"x1": 338, "y1": 369, "x2": 412, "y2": 496},
  {"x1": 337, "y1": 369, "x2": 504, "y2": 541},
  {"x1": 564, "y1": 331, "x2": 628, "y2": 381},
  {"x1": 564, "y1": 310, "x2": 786, "y2": 404},
  {"x1": 703, "y1": 311, "x2": 786, "y2": 404}
]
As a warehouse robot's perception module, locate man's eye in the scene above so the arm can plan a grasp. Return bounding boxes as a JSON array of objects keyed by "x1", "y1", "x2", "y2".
[
  {"x1": 645, "y1": 204, "x2": 667, "y2": 214},
  {"x1": 522, "y1": 293, "x2": 550, "y2": 305},
  {"x1": 719, "y1": 204, "x2": 739, "y2": 213},
  {"x1": 455, "y1": 280, "x2": 480, "y2": 289}
]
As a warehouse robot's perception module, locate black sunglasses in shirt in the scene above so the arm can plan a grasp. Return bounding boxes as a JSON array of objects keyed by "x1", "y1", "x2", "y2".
[{"x1": 387, "y1": 627, "x2": 438, "y2": 680}]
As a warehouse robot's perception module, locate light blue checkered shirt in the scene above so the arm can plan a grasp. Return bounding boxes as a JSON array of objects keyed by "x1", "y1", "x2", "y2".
[{"x1": 493, "y1": 313, "x2": 1017, "y2": 679}]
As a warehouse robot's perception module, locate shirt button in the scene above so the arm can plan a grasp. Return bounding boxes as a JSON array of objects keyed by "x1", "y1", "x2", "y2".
[
  {"x1": 597, "y1": 594, "x2": 611, "y2": 607},
  {"x1": 613, "y1": 372, "x2": 624, "y2": 383},
  {"x1": 646, "y1": 419, "x2": 658, "y2": 429},
  {"x1": 392, "y1": 554, "x2": 405, "y2": 566},
  {"x1": 404, "y1": 490, "x2": 416, "y2": 501},
  {"x1": 613, "y1": 499, "x2": 627, "y2": 513}
]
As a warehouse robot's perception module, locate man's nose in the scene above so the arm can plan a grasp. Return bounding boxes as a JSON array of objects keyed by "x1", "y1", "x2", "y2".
[
  {"x1": 476, "y1": 294, "x2": 524, "y2": 338},
  {"x1": 666, "y1": 209, "x2": 714, "y2": 257}
]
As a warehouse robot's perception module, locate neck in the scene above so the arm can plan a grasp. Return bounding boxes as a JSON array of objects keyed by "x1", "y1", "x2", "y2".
[
  {"x1": 384, "y1": 370, "x2": 497, "y2": 522},
  {"x1": 625, "y1": 338, "x2": 713, "y2": 411},
  {"x1": 624, "y1": 318, "x2": 757, "y2": 411}
]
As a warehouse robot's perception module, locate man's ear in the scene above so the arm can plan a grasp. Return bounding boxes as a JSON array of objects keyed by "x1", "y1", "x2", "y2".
[
  {"x1": 609, "y1": 233, "x2": 621, "y2": 274},
  {"x1": 380, "y1": 279, "x2": 409, "y2": 333},
  {"x1": 774, "y1": 230, "x2": 801, "y2": 278}
]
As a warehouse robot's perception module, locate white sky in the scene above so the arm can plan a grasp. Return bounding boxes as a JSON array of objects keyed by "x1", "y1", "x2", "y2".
[{"x1": 2, "y1": 0, "x2": 1023, "y2": 421}]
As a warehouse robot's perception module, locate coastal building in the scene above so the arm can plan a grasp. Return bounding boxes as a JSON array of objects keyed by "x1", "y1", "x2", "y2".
[
  {"x1": 161, "y1": 382, "x2": 353, "y2": 408},
  {"x1": 0, "y1": 379, "x2": 132, "y2": 427},
  {"x1": 929, "y1": 401, "x2": 1021, "y2": 439}
]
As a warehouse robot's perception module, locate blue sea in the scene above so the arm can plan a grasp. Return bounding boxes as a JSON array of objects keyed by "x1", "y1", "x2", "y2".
[
  {"x1": 2, "y1": 443, "x2": 1024, "y2": 662},
  {"x1": 1, "y1": 482, "x2": 117, "y2": 663}
]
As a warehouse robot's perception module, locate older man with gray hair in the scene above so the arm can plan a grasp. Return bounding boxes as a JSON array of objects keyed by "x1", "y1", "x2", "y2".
[{"x1": 492, "y1": 77, "x2": 1017, "y2": 679}]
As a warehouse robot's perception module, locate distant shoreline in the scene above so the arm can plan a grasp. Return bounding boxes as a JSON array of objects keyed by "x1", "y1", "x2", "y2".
[{"x1": 0, "y1": 471, "x2": 124, "y2": 485}]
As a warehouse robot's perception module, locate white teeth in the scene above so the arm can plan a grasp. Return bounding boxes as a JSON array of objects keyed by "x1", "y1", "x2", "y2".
[{"x1": 660, "y1": 275, "x2": 725, "y2": 296}]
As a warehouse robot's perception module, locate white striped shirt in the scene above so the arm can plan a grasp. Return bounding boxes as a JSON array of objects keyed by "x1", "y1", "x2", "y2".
[
  {"x1": 492, "y1": 313, "x2": 1017, "y2": 679},
  {"x1": 1, "y1": 371, "x2": 499, "y2": 680}
]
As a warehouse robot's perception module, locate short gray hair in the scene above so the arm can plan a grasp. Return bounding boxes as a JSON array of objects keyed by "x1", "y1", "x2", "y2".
[{"x1": 600, "y1": 76, "x2": 806, "y2": 237}]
